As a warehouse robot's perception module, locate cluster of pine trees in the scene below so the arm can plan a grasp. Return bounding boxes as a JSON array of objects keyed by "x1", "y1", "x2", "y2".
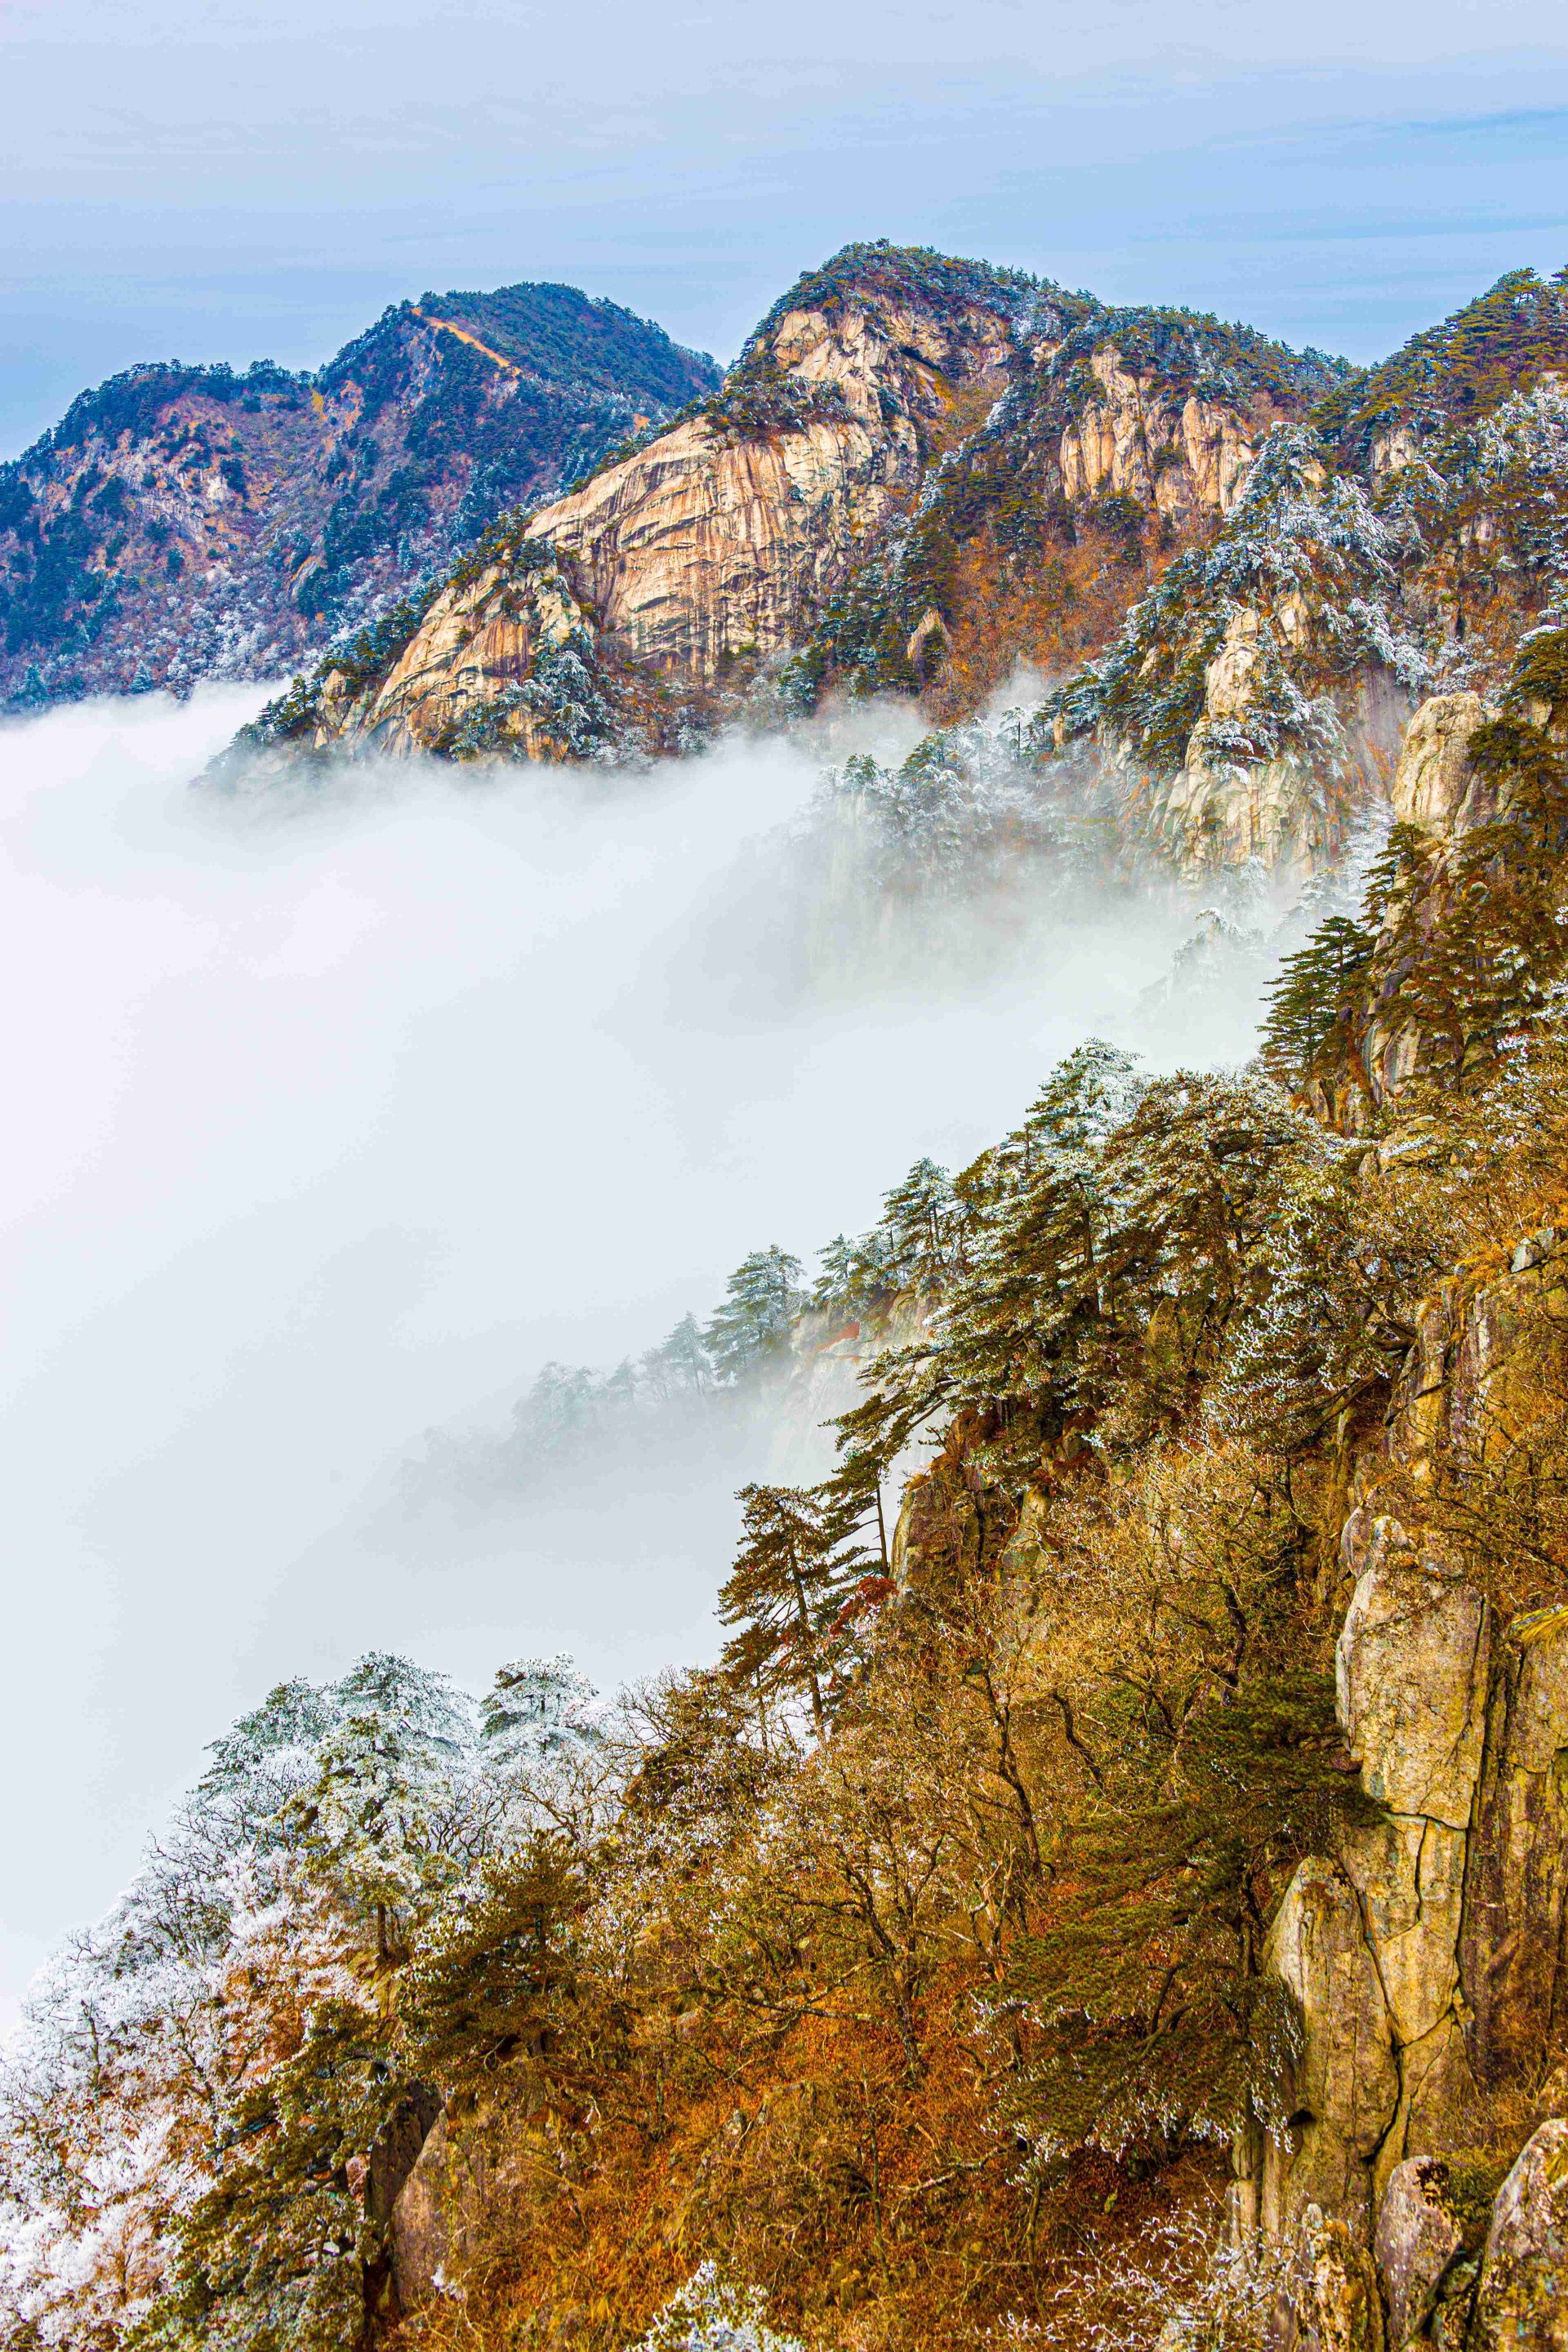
[{"x1": 412, "y1": 1169, "x2": 975, "y2": 1508}]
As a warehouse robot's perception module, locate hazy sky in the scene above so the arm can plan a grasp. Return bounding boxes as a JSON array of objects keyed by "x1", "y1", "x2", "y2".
[{"x1": 4, "y1": 0, "x2": 1568, "y2": 451}]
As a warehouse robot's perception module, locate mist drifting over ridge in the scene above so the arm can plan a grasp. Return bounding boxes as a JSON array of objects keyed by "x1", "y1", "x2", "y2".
[{"x1": 0, "y1": 684, "x2": 1284, "y2": 2019}]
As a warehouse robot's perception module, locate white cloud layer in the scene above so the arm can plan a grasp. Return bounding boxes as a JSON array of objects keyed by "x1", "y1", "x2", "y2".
[{"x1": 0, "y1": 686, "x2": 1264, "y2": 2019}]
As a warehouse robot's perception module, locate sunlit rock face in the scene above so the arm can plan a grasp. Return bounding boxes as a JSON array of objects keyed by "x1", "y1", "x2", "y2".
[
  {"x1": 1328, "y1": 681, "x2": 1568, "y2": 1125},
  {"x1": 520, "y1": 292, "x2": 1017, "y2": 688},
  {"x1": 223, "y1": 256, "x2": 1568, "y2": 905},
  {"x1": 1468, "y1": 2122, "x2": 1568, "y2": 2352},
  {"x1": 282, "y1": 264, "x2": 1028, "y2": 762},
  {"x1": 1390, "y1": 693, "x2": 1499, "y2": 836},
  {"x1": 1054, "y1": 346, "x2": 1270, "y2": 521},
  {"x1": 1236, "y1": 1233, "x2": 1568, "y2": 2308}
]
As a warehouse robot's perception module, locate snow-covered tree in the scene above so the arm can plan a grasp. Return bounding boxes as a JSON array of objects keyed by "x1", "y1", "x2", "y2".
[
  {"x1": 634, "y1": 2263, "x2": 806, "y2": 2352},
  {"x1": 481, "y1": 1655, "x2": 599, "y2": 1766},
  {"x1": 703, "y1": 1246, "x2": 806, "y2": 1383}
]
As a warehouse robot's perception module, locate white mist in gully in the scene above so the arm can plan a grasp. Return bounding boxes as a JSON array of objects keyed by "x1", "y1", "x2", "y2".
[{"x1": 0, "y1": 687, "x2": 1250, "y2": 2017}]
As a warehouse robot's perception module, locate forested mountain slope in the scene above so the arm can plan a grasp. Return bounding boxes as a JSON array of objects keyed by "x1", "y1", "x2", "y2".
[
  {"x1": 0, "y1": 286, "x2": 718, "y2": 709},
  {"x1": 12, "y1": 248, "x2": 1568, "y2": 2352},
  {"x1": 1029, "y1": 266, "x2": 1568, "y2": 871},
  {"x1": 10, "y1": 644, "x2": 1568, "y2": 2350}
]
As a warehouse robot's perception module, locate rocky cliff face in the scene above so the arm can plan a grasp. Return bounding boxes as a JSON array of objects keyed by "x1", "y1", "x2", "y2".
[
  {"x1": 0, "y1": 283, "x2": 717, "y2": 709},
  {"x1": 1053, "y1": 349, "x2": 1262, "y2": 519},
  {"x1": 1035, "y1": 270, "x2": 1568, "y2": 875},
  {"x1": 786, "y1": 300, "x2": 1339, "y2": 714},
  {"x1": 1237, "y1": 1446, "x2": 1568, "y2": 2350},
  {"x1": 250, "y1": 245, "x2": 1341, "y2": 777},
  {"x1": 1035, "y1": 429, "x2": 1422, "y2": 875},
  {"x1": 256, "y1": 245, "x2": 1043, "y2": 760},
  {"x1": 1214, "y1": 759, "x2": 1568, "y2": 2345},
  {"x1": 373, "y1": 1181, "x2": 1568, "y2": 2347},
  {"x1": 1254, "y1": 1503, "x2": 1568, "y2": 2240},
  {"x1": 248, "y1": 253, "x2": 1568, "y2": 902},
  {"x1": 1276, "y1": 617, "x2": 1568, "y2": 1131},
  {"x1": 529, "y1": 270, "x2": 1023, "y2": 686},
  {"x1": 230, "y1": 530, "x2": 691, "y2": 770},
  {"x1": 256, "y1": 260, "x2": 1568, "y2": 889}
]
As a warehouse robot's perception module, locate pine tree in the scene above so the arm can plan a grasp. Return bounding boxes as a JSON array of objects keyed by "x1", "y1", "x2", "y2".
[
  {"x1": 512, "y1": 1360, "x2": 603, "y2": 1454},
  {"x1": 813, "y1": 1232, "x2": 862, "y2": 1311},
  {"x1": 398, "y1": 1838, "x2": 583, "y2": 2104},
  {"x1": 812, "y1": 1227, "x2": 895, "y2": 1314},
  {"x1": 932, "y1": 1043, "x2": 1143, "y2": 1422},
  {"x1": 878, "y1": 1157, "x2": 962, "y2": 1289},
  {"x1": 143, "y1": 1991, "x2": 395, "y2": 2352},
  {"x1": 703, "y1": 1246, "x2": 805, "y2": 1383},
  {"x1": 1260, "y1": 912, "x2": 1376, "y2": 1076},
  {"x1": 197, "y1": 1675, "x2": 344, "y2": 1836},
  {"x1": 284, "y1": 1655, "x2": 473, "y2": 1959},
  {"x1": 642, "y1": 1311, "x2": 714, "y2": 1399},
  {"x1": 1004, "y1": 1671, "x2": 1377, "y2": 2159},
  {"x1": 718, "y1": 1483, "x2": 874, "y2": 1733},
  {"x1": 481, "y1": 1655, "x2": 596, "y2": 1764}
]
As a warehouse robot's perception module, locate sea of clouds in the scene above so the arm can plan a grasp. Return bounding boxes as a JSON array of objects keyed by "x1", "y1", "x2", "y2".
[{"x1": 0, "y1": 684, "x2": 1276, "y2": 2021}]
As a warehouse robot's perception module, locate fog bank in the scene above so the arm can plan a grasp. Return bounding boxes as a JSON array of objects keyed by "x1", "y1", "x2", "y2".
[{"x1": 2, "y1": 688, "x2": 1271, "y2": 2020}]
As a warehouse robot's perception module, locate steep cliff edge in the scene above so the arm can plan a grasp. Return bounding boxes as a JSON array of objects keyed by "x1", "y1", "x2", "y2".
[{"x1": 1218, "y1": 1215, "x2": 1568, "y2": 2352}]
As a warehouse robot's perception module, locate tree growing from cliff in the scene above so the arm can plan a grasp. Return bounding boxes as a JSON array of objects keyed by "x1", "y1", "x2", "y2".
[
  {"x1": 811, "y1": 1228, "x2": 893, "y2": 1314},
  {"x1": 642, "y1": 1310, "x2": 715, "y2": 1397},
  {"x1": 997, "y1": 1441, "x2": 1376, "y2": 2162},
  {"x1": 1259, "y1": 911, "x2": 1376, "y2": 1076}
]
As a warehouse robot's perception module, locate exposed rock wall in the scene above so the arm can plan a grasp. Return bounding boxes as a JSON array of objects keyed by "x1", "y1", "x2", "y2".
[
  {"x1": 1035, "y1": 429, "x2": 1420, "y2": 879},
  {"x1": 1389, "y1": 695, "x2": 1499, "y2": 838},
  {"x1": 523, "y1": 408, "x2": 901, "y2": 686},
  {"x1": 1054, "y1": 346, "x2": 1267, "y2": 521},
  {"x1": 1281, "y1": 2121, "x2": 1568, "y2": 2350},
  {"x1": 263, "y1": 551, "x2": 635, "y2": 765},
  {"x1": 1327, "y1": 677, "x2": 1568, "y2": 1126},
  {"x1": 285, "y1": 281, "x2": 1022, "y2": 759},
  {"x1": 262, "y1": 252, "x2": 1344, "y2": 786},
  {"x1": 1232, "y1": 1225, "x2": 1568, "y2": 2344}
]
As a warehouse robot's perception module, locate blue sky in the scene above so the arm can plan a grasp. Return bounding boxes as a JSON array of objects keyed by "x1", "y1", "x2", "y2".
[{"x1": 3, "y1": 3, "x2": 1568, "y2": 450}]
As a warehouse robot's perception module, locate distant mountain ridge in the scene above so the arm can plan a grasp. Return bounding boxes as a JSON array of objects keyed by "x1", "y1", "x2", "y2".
[
  {"x1": 0, "y1": 283, "x2": 719, "y2": 710},
  {"x1": 234, "y1": 239, "x2": 1348, "y2": 784},
  {"x1": 240, "y1": 245, "x2": 1568, "y2": 888}
]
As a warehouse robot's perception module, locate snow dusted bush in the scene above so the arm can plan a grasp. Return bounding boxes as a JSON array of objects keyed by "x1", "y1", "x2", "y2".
[
  {"x1": 1036, "y1": 2209, "x2": 1288, "y2": 2352},
  {"x1": 631, "y1": 2262, "x2": 807, "y2": 2352}
]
